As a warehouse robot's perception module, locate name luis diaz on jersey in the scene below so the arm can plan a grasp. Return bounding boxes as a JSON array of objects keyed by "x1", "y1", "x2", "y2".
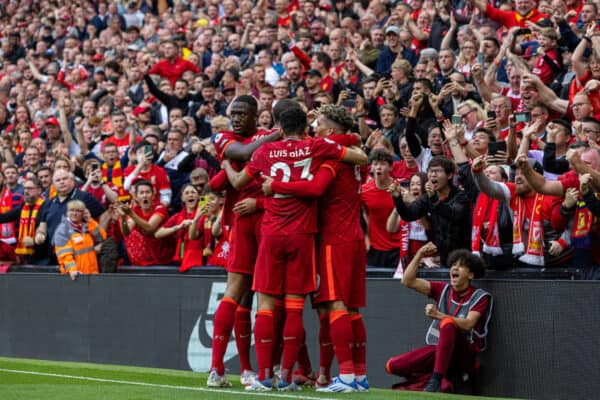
[{"x1": 269, "y1": 146, "x2": 311, "y2": 158}]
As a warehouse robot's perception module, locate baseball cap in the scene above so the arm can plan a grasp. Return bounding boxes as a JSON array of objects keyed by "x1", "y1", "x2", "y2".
[
  {"x1": 45, "y1": 117, "x2": 59, "y2": 126},
  {"x1": 92, "y1": 53, "x2": 104, "y2": 62},
  {"x1": 385, "y1": 26, "x2": 401, "y2": 36},
  {"x1": 305, "y1": 69, "x2": 322, "y2": 78},
  {"x1": 133, "y1": 106, "x2": 150, "y2": 116}
]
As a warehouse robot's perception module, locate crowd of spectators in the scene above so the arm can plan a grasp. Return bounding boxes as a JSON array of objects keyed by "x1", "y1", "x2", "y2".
[{"x1": 0, "y1": 0, "x2": 599, "y2": 278}]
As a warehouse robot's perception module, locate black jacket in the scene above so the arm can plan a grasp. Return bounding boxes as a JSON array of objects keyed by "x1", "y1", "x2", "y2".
[{"x1": 393, "y1": 185, "x2": 470, "y2": 265}]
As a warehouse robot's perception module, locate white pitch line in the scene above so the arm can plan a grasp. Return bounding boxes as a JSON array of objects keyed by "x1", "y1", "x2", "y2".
[{"x1": 0, "y1": 368, "x2": 340, "y2": 400}]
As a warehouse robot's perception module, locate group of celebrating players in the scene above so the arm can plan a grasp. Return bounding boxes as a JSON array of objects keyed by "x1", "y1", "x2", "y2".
[{"x1": 206, "y1": 95, "x2": 370, "y2": 393}]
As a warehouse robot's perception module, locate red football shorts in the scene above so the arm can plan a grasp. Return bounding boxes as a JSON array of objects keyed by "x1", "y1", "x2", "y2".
[
  {"x1": 253, "y1": 233, "x2": 316, "y2": 296},
  {"x1": 227, "y1": 211, "x2": 262, "y2": 275},
  {"x1": 313, "y1": 240, "x2": 366, "y2": 308}
]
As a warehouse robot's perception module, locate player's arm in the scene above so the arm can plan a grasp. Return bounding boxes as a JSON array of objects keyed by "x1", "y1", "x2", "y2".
[
  {"x1": 223, "y1": 131, "x2": 281, "y2": 162},
  {"x1": 340, "y1": 146, "x2": 368, "y2": 165},
  {"x1": 265, "y1": 164, "x2": 336, "y2": 198},
  {"x1": 401, "y1": 242, "x2": 435, "y2": 296},
  {"x1": 222, "y1": 159, "x2": 253, "y2": 189}
]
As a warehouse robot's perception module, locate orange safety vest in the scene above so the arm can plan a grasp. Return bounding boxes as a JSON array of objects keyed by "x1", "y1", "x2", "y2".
[{"x1": 54, "y1": 218, "x2": 106, "y2": 275}]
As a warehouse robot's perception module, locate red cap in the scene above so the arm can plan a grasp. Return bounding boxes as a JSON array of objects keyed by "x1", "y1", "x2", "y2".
[
  {"x1": 92, "y1": 53, "x2": 104, "y2": 62},
  {"x1": 45, "y1": 117, "x2": 59, "y2": 126},
  {"x1": 133, "y1": 106, "x2": 150, "y2": 116}
]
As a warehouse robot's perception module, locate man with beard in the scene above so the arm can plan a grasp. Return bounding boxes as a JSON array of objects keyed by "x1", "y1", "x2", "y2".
[
  {"x1": 472, "y1": 155, "x2": 567, "y2": 267},
  {"x1": 390, "y1": 157, "x2": 471, "y2": 266},
  {"x1": 283, "y1": 59, "x2": 305, "y2": 98},
  {"x1": 207, "y1": 95, "x2": 281, "y2": 388}
]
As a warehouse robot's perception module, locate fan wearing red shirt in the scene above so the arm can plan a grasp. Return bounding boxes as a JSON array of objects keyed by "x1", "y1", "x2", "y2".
[
  {"x1": 386, "y1": 244, "x2": 492, "y2": 393},
  {"x1": 470, "y1": 0, "x2": 548, "y2": 28},
  {"x1": 222, "y1": 106, "x2": 368, "y2": 391},
  {"x1": 147, "y1": 39, "x2": 201, "y2": 87},
  {"x1": 261, "y1": 104, "x2": 369, "y2": 392},
  {"x1": 118, "y1": 180, "x2": 173, "y2": 266},
  {"x1": 123, "y1": 141, "x2": 172, "y2": 207},
  {"x1": 102, "y1": 111, "x2": 139, "y2": 158},
  {"x1": 361, "y1": 149, "x2": 402, "y2": 269},
  {"x1": 531, "y1": 28, "x2": 561, "y2": 85},
  {"x1": 207, "y1": 96, "x2": 281, "y2": 388}
]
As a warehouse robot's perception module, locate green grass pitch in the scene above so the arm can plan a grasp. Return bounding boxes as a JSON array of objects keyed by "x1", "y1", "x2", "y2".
[{"x1": 0, "y1": 357, "x2": 516, "y2": 400}]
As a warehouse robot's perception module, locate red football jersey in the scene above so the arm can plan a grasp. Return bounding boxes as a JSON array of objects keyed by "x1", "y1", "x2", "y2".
[
  {"x1": 245, "y1": 137, "x2": 346, "y2": 235},
  {"x1": 214, "y1": 129, "x2": 275, "y2": 226},
  {"x1": 318, "y1": 160, "x2": 364, "y2": 244}
]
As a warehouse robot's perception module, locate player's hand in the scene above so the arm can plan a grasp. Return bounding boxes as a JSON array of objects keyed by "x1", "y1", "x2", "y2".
[
  {"x1": 262, "y1": 175, "x2": 275, "y2": 195},
  {"x1": 425, "y1": 303, "x2": 440, "y2": 319},
  {"x1": 233, "y1": 198, "x2": 257, "y2": 215},
  {"x1": 580, "y1": 173, "x2": 593, "y2": 195}
]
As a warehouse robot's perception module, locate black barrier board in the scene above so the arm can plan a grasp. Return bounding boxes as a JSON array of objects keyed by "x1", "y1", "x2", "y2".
[{"x1": 0, "y1": 274, "x2": 599, "y2": 399}]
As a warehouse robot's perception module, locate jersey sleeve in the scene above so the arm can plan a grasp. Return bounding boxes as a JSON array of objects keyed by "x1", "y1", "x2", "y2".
[
  {"x1": 213, "y1": 131, "x2": 236, "y2": 161},
  {"x1": 244, "y1": 147, "x2": 265, "y2": 179},
  {"x1": 312, "y1": 138, "x2": 345, "y2": 161}
]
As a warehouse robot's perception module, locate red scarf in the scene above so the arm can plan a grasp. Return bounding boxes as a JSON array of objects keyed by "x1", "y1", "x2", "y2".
[
  {"x1": 15, "y1": 197, "x2": 44, "y2": 255},
  {"x1": 0, "y1": 187, "x2": 16, "y2": 244},
  {"x1": 471, "y1": 193, "x2": 503, "y2": 256},
  {"x1": 513, "y1": 194, "x2": 545, "y2": 266}
]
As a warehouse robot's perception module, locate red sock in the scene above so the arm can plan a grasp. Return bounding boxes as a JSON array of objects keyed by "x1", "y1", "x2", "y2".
[
  {"x1": 271, "y1": 299, "x2": 285, "y2": 367},
  {"x1": 254, "y1": 310, "x2": 274, "y2": 382},
  {"x1": 234, "y1": 306, "x2": 253, "y2": 372},
  {"x1": 296, "y1": 336, "x2": 312, "y2": 376},
  {"x1": 318, "y1": 313, "x2": 333, "y2": 379},
  {"x1": 280, "y1": 298, "x2": 305, "y2": 383},
  {"x1": 433, "y1": 318, "x2": 457, "y2": 376},
  {"x1": 330, "y1": 310, "x2": 354, "y2": 375},
  {"x1": 211, "y1": 297, "x2": 238, "y2": 375},
  {"x1": 351, "y1": 313, "x2": 367, "y2": 376}
]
